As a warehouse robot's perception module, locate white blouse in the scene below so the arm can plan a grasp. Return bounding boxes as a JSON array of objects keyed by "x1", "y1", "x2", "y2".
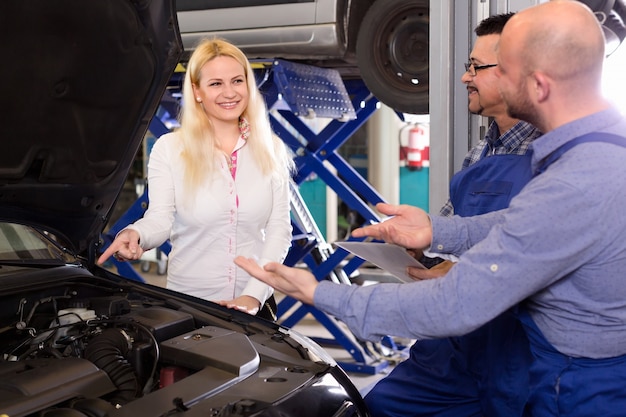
[{"x1": 127, "y1": 131, "x2": 292, "y2": 304}]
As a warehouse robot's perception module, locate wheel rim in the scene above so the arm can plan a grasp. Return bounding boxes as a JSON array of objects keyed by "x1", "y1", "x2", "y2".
[{"x1": 374, "y1": 7, "x2": 429, "y2": 91}]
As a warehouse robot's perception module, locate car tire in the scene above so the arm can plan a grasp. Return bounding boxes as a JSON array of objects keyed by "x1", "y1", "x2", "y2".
[{"x1": 356, "y1": 0, "x2": 429, "y2": 115}]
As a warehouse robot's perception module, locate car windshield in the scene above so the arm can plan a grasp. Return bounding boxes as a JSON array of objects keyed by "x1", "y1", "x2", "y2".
[{"x1": 0, "y1": 222, "x2": 76, "y2": 270}]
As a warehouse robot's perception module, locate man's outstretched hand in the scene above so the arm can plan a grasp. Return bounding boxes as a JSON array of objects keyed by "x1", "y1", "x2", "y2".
[
  {"x1": 234, "y1": 257, "x2": 319, "y2": 305},
  {"x1": 352, "y1": 203, "x2": 433, "y2": 250}
]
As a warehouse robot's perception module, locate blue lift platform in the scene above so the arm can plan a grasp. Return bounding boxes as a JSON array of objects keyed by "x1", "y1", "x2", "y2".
[{"x1": 102, "y1": 59, "x2": 402, "y2": 374}]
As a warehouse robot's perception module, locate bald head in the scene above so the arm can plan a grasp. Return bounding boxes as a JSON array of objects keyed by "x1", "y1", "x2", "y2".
[
  {"x1": 495, "y1": 0, "x2": 610, "y2": 131},
  {"x1": 504, "y1": 0, "x2": 605, "y2": 82}
]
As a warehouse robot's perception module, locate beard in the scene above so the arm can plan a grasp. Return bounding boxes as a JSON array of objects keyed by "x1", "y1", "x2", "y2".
[
  {"x1": 501, "y1": 80, "x2": 540, "y2": 127},
  {"x1": 467, "y1": 93, "x2": 484, "y2": 116},
  {"x1": 469, "y1": 100, "x2": 484, "y2": 116}
]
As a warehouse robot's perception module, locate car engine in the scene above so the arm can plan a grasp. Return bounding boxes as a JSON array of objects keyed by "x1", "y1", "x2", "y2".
[{"x1": 0, "y1": 271, "x2": 361, "y2": 417}]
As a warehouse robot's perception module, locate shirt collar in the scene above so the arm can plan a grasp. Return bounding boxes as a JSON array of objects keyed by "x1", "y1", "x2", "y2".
[
  {"x1": 530, "y1": 107, "x2": 623, "y2": 172},
  {"x1": 485, "y1": 120, "x2": 540, "y2": 153}
]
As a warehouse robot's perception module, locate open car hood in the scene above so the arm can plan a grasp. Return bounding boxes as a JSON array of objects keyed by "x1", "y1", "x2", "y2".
[{"x1": 0, "y1": 0, "x2": 182, "y2": 255}]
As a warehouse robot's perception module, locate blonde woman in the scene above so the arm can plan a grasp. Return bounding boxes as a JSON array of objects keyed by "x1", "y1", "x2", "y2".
[{"x1": 99, "y1": 38, "x2": 294, "y2": 319}]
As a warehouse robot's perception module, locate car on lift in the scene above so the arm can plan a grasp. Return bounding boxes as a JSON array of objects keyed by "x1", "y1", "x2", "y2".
[
  {"x1": 176, "y1": 0, "x2": 430, "y2": 115},
  {"x1": 0, "y1": 1, "x2": 369, "y2": 416}
]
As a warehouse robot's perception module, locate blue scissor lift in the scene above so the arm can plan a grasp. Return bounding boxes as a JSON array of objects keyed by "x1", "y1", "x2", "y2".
[{"x1": 102, "y1": 59, "x2": 401, "y2": 374}]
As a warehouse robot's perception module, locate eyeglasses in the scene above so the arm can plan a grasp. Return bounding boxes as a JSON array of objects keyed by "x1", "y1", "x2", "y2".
[{"x1": 464, "y1": 62, "x2": 498, "y2": 76}]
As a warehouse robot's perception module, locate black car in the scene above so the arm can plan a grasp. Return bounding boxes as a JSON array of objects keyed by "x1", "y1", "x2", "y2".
[{"x1": 0, "y1": 1, "x2": 368, "y2": 416}]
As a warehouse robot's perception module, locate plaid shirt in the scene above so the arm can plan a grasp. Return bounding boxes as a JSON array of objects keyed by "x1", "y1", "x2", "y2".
[{"x1": 438, "y1": 120, "x2": 542, "y2": 217}]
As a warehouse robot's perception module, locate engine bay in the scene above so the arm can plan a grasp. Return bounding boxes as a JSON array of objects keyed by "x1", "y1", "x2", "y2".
[{"x1": 0, "y1": 269, "x2": 337, "y2": 417}]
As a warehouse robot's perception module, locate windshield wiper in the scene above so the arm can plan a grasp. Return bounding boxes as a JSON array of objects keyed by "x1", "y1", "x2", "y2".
[{"x1": 0, "y1": 258, "x2": 72, "y2": 268}]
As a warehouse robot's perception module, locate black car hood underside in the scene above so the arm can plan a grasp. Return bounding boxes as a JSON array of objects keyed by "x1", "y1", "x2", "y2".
[{"x1": 0, "y1": 0, "x2": 182, "y2": 255}]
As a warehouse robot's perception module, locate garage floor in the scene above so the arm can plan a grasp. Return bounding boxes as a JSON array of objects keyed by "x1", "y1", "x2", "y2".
[{"x1": 133, "y1": 260, "x2": 405, "y2": 397}]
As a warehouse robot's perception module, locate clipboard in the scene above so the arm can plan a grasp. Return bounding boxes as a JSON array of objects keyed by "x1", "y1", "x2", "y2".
[{"x1": 335, "y1": 241, "x2": 426, "y2": 283}]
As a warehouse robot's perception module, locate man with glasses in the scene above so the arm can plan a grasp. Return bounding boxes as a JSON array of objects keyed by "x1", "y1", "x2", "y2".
[{"x1": 362, "y1": 13, "x2": 542, "y2": 417}]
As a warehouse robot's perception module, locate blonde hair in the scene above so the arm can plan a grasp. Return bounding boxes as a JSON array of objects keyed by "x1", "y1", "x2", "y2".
[{"x1": 176, "y1": 38, "x2": 294, "y2": 192}]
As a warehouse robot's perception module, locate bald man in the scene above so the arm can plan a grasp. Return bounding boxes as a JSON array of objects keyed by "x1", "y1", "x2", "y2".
[
  {"x1": 364, "y1": 13, "x2": 540, "y2": 417},
  {"x1": 236, "y1": 1, "x2": 626, "y2": 415}
]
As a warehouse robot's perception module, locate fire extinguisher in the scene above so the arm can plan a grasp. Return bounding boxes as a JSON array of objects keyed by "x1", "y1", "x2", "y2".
[{"x1": 405, "y1": 124, "x2": 430, "y2": 171}]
